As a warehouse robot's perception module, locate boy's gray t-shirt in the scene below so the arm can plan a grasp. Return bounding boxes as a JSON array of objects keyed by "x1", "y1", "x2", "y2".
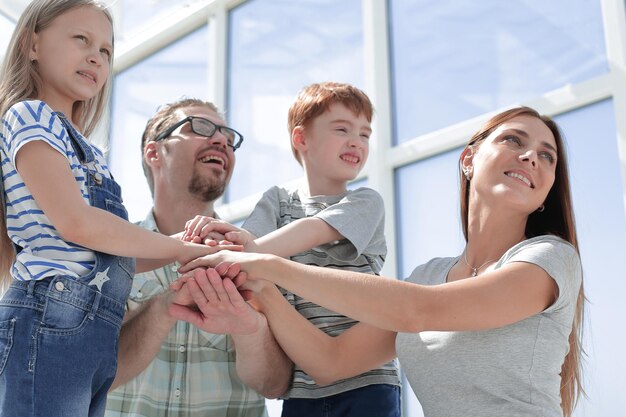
[
  {"x1": 396, "y1": 235, "x2": 582, "y2": 417},
  {"x1": 243, "y1": 185, "x2": 399, "y2": 399}
]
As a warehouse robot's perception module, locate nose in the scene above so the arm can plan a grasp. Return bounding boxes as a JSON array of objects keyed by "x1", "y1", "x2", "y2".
[
  {"x1": 347, "y1": 133, "x2": 363, "y2": 149},
  {"x1": 520, "y1": 149, "x2": 538, "y2": 168},
  {"x1": 208, "y1": 129, "x2": 229, "y2": 149},
  {"x1": 87, "y1": 50, "x2": 103, "y2": 66}
]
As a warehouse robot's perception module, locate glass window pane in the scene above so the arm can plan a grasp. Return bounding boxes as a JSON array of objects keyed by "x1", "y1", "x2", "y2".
[
  {"x1": 110, "y1": 26, "x2": 209, "y2": 221},
  {"x1": 389, "y1": 0, "x2": 608, "y2": 143},
  {"x1": 111, "y1": 0, "x2": 194, "y2": 42},
  {"x1": 554, "y1": 100, "x2": 626, "y2": 416},
  {"x1": 0, "y1": 13, "x2": 15, "y2": 62},
  {"x1": 227, "y1": 0, "x2": 365, "y2": 202},
  {"x1": 395, "y1": 149, "x2": 465, "y2": 279}
]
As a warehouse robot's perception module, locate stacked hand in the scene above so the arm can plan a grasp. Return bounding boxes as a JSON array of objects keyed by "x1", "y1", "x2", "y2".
[
  {"x1": 181, "y1": 215, "x2": 257, "y2": 250},
  {"x1": 168, "y1": 266, "x2": 265, "y2": 335}
]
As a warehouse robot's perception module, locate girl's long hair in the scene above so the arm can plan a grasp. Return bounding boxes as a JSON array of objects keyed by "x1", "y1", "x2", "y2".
[
  {"x1": 459, "y1": 106, "x2": 585, "y2": 416},
  {"x1": 0, "y1": 0, "x2": 113, "y2": 288}
]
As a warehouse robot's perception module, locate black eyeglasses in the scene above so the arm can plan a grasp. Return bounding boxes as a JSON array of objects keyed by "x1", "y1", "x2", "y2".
[{"x1": 153, "y1": 116, "x2": 244, "y2": 151}]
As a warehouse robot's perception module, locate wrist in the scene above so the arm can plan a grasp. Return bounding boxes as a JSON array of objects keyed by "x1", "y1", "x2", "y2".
[
  {"x1": 254, "y1": 280, "x2": 281, "y2": 311},
  {"x1": 232, "y1": 311, "x2": 268, "y2": 345},
  {"x1": 158, "y1": 291, "x2": 180, "y2": 326}
]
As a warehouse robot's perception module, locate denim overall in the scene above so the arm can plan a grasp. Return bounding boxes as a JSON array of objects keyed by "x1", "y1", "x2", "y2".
[{"x1": 0, "y1": 116, "x2": 135, "y2": 417}]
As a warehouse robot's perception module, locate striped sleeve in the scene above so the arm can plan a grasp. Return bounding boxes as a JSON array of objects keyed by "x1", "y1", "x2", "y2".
[{"x1": 4, "y1": 100, "x2": 71, "y2": 166}]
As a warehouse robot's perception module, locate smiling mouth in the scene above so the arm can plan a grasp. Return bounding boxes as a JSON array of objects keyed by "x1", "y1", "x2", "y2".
[
  {"x1": 341, "y1": 154, "x2": 360, "y2": 164},
  {"x1": 199, "y1": 155, "x2": 226, "y2": 168},
  {"x1": 506, "y1": 172, "x2": 534, "y2": 188},
  {"x1": 77, "y1": 71, "x2": 96, "y2": 83}
]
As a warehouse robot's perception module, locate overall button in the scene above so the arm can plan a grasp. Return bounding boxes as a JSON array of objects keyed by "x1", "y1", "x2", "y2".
[
  {"x1": 93, "y1": 172, "x2": 103, "y2": 185},
  {"x1": 54, "y1": 281, "x2": 65, "y2": 291}
]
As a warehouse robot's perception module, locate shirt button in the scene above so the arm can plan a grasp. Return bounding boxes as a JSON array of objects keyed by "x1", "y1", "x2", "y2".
[
  {"x1": 54, "y1": 281, "x2": 65, "y2": 291},
  {"x1": 136, "y1": 291, "x2": 143, "y2": 299},
  {"x1": 178, "y1": 345, "x2": 186, "y2": 353},
  {"x1": 171, "y1": 265, "x2": 178, "y2": 272},
  {"x1": 175, "y1": 388, "x2": 181, "y2": 398}
]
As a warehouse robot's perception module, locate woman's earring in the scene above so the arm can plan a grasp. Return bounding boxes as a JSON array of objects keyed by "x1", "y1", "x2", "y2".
[
  {"x1": 463, "y1": 169, "x2": 471, "y2": 180},
  {"x1": 537, "y1": 204, "x2": 545, "y2": 213}
]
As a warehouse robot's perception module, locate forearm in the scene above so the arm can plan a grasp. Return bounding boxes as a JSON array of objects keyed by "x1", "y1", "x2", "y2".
[
  {"x1": 231, "y1": 313, "x2": 292, "y2": 398},
  {"x1": 136, "y1": 258, "x2": 176, "y2": 274},
  {"x1": 255, "y1": 283, "x2": 396, "y2": 386},
  {"x1": 261, "y1": 257, "x2": 558, "y2": 334},
  {"x1": 110, "y1": 293, "x2": 177, "y2": 389},
  {"x1": 63, "y1": 206, "x2": 184, "y2": 260},
  {"x1": 260, "y1": 256, "x2": 426, "y2": 333},
  {"x1": 254, "y1": 217, "x2": 342, "y2": 257},
  {"x1": 254, "y1": 285, "x2": 350, "y2": 385}
]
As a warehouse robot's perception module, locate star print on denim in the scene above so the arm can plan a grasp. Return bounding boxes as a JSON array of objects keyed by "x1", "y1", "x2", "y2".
[{"x1": 89, "y1": 266, "x2": 111, "y2": 291}]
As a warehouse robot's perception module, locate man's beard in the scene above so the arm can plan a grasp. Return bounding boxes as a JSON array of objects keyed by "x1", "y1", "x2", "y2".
[{"x1": 188, "y1": 171, "x2": 227, "y2": 202}]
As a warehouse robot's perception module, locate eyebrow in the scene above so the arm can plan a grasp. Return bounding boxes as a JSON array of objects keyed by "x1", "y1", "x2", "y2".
[
  {"x1": 505, "y1": 128, "x2": 558, "y2": 153},
  {"x1": 72, "y1": 27, "x2": 113, "y2": 50}
]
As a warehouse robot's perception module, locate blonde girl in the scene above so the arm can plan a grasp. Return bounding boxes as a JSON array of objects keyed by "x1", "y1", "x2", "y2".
[{"x1": 0, "y1": 1, "x2": 229, "y2": 416}]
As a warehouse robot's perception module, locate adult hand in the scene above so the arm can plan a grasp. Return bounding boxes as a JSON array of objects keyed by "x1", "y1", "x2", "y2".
[{"x1": 169, "y1": 268, "x2": 261, "y2": 335}]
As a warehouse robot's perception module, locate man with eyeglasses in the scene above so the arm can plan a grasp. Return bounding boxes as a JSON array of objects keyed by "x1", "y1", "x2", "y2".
[{"x1": 105, "y1": 98, "x2": 291, "y2": 417}]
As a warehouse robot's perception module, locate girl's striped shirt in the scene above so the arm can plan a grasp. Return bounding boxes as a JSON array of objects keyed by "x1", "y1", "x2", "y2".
[{"x1": 1, "y1": 100, "x2": 111, "y2": 281}]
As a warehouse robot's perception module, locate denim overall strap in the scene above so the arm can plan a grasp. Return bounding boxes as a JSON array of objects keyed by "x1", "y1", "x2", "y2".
[
  {"x1": 56, "y1": 114, "x2": 95, "y2": 164},
  {"x1": 0, "y1": 156, "x2": 5, "y2": 213},
  {"x1": 56, "y1": 116, "x2": 135, "y2": 305}
]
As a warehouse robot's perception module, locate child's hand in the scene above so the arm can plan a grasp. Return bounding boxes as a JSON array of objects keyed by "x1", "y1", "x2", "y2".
[
  {"x1": 178, "y1": 242, "x2": 243, "y2": 266},
  {"x1": 223, "y1": 229, "x2": 257, "y2": 250},
  {"x1": 182, "y1": 215, "x2": 240, "y2": 244}
]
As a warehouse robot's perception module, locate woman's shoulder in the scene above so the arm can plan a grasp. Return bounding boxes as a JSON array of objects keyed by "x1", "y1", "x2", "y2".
[
  {"x1": 504, "y1": 234, "x2": 578, "y2": 261},
  {"x1": 503, "y1": 235, "x2": 581, "y2": 298},
  {"x1": 404, "y1": 256, "x2": 458, "y2": 285}
]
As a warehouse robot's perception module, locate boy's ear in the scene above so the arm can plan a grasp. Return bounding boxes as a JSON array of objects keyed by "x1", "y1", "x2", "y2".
[{"x1": 291, "y1": 126, "x2": 307, "y2": 152}]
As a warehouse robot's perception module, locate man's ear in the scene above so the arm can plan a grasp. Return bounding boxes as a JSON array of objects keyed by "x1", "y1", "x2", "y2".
[
  {"x1": 144, "y1": 142, "x2": 160, "y2": 168},
  {"x1": 291, "y1": 126, "x2": 307, "y2": 152},
  {"x1": 460, "y1": 146, "x2": 475, "y2": 179}
]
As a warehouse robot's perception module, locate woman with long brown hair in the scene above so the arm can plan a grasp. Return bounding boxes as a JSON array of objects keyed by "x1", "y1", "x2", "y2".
[{"x1": 176, "y1": 106, "x2": 585, "y2": 417}]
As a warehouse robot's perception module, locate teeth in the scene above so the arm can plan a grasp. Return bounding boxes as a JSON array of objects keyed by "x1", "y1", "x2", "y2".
[
  {"x1": 506, "y1": 172, "x2": 533, "y2": 188},
  {"x1": 341, "y1": 155, "x2": 359, "y2": 164},
  {"x1": 78, "y1": 71, "x2": 95, "y2": 82},
  {"x1": 200, "y1": 155, "x2": 225, "y2": 165}
]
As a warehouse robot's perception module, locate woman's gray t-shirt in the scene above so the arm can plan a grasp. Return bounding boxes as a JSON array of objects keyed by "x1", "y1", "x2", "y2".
[{"x1": 396, "y1": 235, "x2": 582, "y2": 417}]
